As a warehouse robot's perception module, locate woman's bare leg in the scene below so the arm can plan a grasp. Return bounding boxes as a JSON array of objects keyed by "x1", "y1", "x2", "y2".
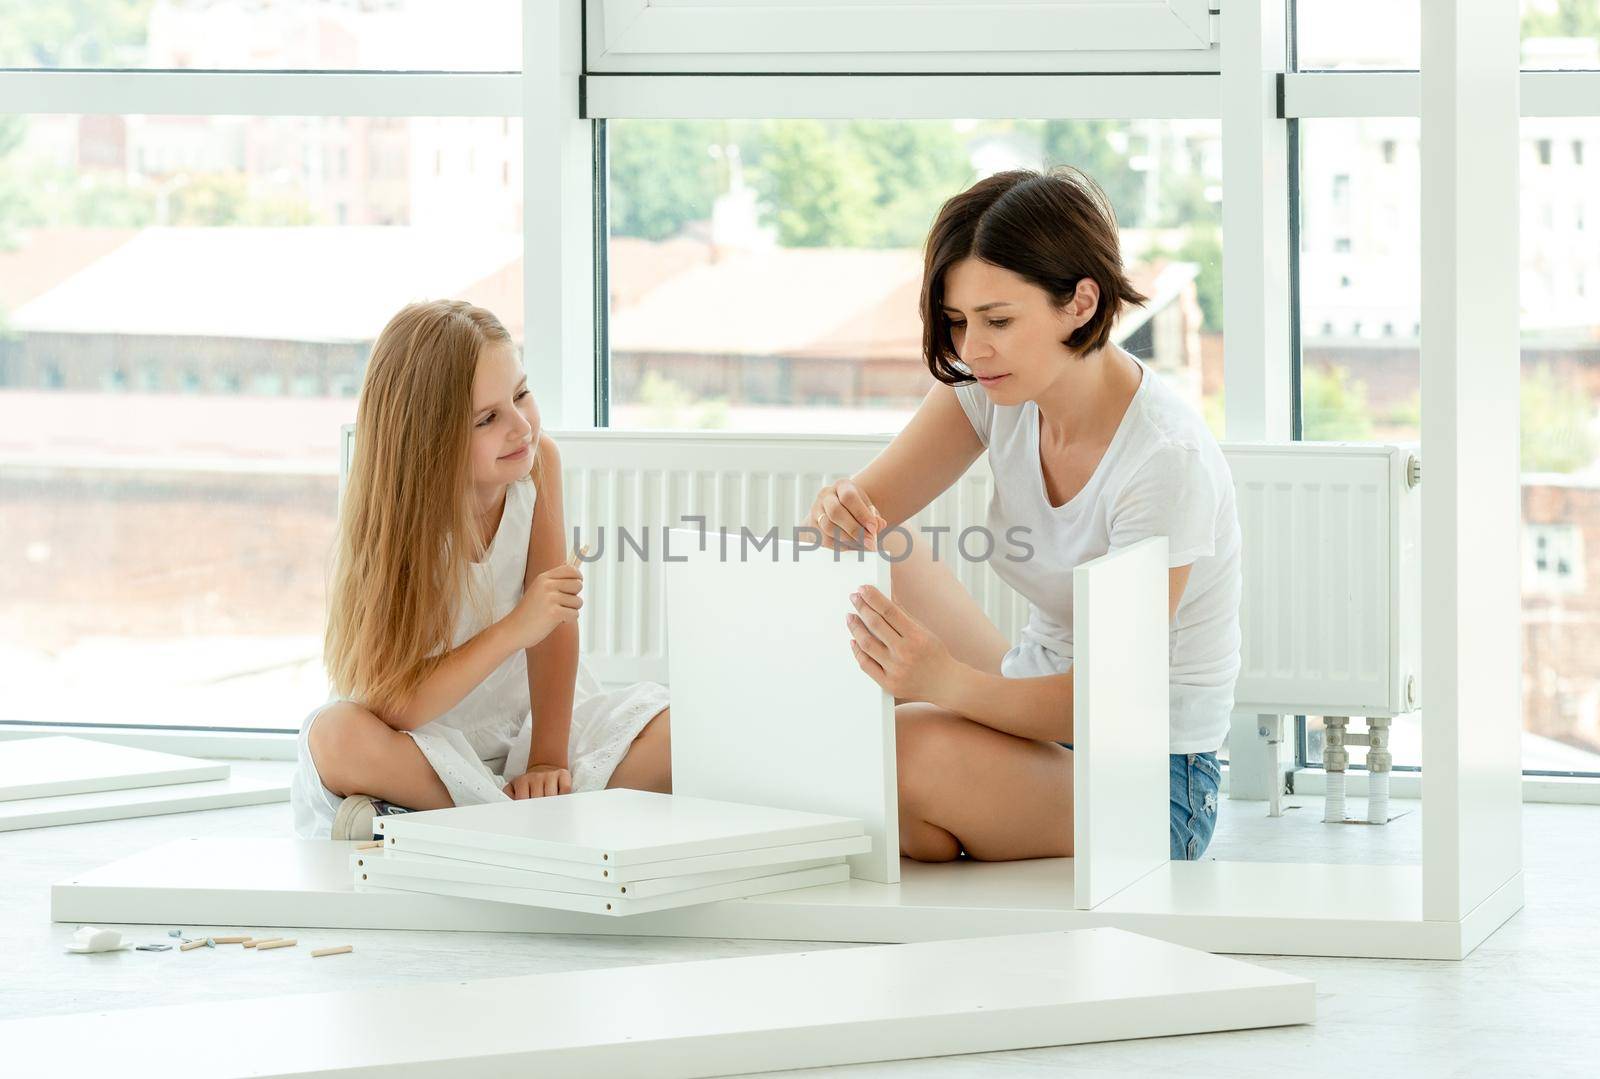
[
  {"x1": 882, "y1": 528, "x2": 1009, "y2": 677},
  {"x1": 306, "y1": 703, "x2": 453, "y2": 810},
  {"x1": 606, "y1": 706, "x2": 672, "y2": 794},
  {"x1": 895, "y1": 702, "x2": 1073, "y2": 861}
]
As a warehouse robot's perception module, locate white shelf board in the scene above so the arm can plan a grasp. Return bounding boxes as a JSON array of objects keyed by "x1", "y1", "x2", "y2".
[
  {"x1": 368, "y1": 848, "x2": 844, "y2": 899},
  {"x1": 383, "y1": 831, "x2": 871, "y2": 883},
  {"x1": 0, "y1": 736, "x2": 227, "y2": 801},
  {"x1": 0, "y1": 928, "x2": 1313, "y2": 1079},
  {"x1": 374, "y1": 788, "x2": 863, "y2": 868},
  {"x1": 666, "y1": 531, "x2": 900, "y2": 883},
  {"x1": 358, "y1": 860, "x2": 851, "y2": 917},
  {"x1": 0, "y1": 775, "x2": 286, "y2": 832},
  {"x1": 52, "y1": 840, "x2": 1518, "y2": 959}
]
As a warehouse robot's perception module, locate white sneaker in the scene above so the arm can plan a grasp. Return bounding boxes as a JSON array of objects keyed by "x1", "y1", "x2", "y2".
[{"x1": 330, "y1": 795, "x2": 378, "y2": 842}]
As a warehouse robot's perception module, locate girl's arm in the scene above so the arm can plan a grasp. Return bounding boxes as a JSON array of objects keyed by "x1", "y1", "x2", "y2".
[
  {"x1": 381, "y1": 620, "x2": 522, "y2": 732},
  {"x1": 520, "y1": 433, "x2": 579, "y2": 776}
]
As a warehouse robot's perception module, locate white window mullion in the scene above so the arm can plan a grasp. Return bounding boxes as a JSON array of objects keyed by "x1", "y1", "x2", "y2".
[
  {"x1": 0, "y1": 71, "x2": 520, "y2": 117},
  {"x1": 525, "y1": 0, "x2": 599, "y2": 429},
  {"x1": 1283, "y1": 70, "x2": 1600, "y2": 119},
  {"x1": 583, "y1": 73, "x2": 1223, "y2": 121}
]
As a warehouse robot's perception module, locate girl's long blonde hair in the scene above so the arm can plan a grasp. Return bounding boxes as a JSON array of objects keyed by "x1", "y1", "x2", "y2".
[{"x1": 324, "y1": 299, "x2": 518, "y2": 717}]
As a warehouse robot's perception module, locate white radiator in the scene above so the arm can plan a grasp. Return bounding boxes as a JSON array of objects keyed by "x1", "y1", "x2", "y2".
[{"x1": 340, "y1": 428, "x2": 1421, "y2": 718}]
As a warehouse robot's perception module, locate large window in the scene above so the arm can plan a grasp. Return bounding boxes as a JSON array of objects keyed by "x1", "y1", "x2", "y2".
[
  {"x1": 1295, "y1": 111, "x2": 1600, "y2": 775},
  {"x1": 0, "y1": 111, "x2": 523, "y2": 732},
  {"x1": 603, "y1": 119, "x2": 1224, "y2": 434}
]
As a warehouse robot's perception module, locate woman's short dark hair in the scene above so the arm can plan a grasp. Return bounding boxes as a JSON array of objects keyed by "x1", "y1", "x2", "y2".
[{"x1": 920, "y1": 167, "x2": 1148, "y2": 385}]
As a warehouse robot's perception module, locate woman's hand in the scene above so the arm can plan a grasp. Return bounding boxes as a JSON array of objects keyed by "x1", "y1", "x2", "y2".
[
  {"x1": 846, "y1": 585, "x2": 958, "y2": 703},
  {"x1": 503, "y1": 563, "x2": 583, "y2": 650},
  {"x1": 808, "y1": 478, "x2": 887, "y2": 551},
  {"x1": 504, "y1": 763, "x2": 572, "y2": 799}
]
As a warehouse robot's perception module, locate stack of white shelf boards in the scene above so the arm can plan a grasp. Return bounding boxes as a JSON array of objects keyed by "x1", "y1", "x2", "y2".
[
  {"x1": 355, "y1": 788, "x2": 871, "y2": 916},
  {"x1": 0, "y1": 735, "x2": 286, "y2": 831}
]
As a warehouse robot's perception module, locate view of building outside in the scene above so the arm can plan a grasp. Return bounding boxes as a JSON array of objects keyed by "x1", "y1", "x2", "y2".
[
  {"x1": 604, "y1": 118, "x2": 1224, "y2": 434},
  {"x1": 1, "y1": 1, "x2": 1596, "y2": 774},
  {"x1": 1300, "y1": 111, "x2": 1600, "y2": 773}
]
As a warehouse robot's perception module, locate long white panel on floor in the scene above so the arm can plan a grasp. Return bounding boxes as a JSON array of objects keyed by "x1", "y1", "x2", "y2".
[
  {"x1": 51, "y1": 839, "x2": 1516, "y2": 959},
  {"x1": 383, "y1": 831, "x2": 871, "y2": 882},
  {"x1": 1073, "y1": 537, "x2": 1172, "y2": 908},
  {"x1": 666, "y1": 529, "x2": 901, "y2": 884},
  {"x1": 0, "y1": 776, "x2": 286, "y2": 832},
  {"x1": 0, "y1": 928, "x2": 1314, "y2": 1078},
  {"x1": 358, "y1": 859, "x2": 850, "y2": 916},
  {"x1": 367, "y1": 847, "x2": 843, "y2": 898},
  {"x1": 374, "y1": 788, "x2": 863, "y2": 868},
  {"x1": 0, "y1": 736, "x2": 227, "y2": 801}
]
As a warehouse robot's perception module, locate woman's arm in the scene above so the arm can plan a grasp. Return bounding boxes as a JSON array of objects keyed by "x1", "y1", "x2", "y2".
[
  {"x1": 851, "y1": 566, "x2": 1194, "y2": 743},
  {"x1": 811, "y1": 383, "x2": 983, "y2": 547},
  {"x1": 521, "y1": 434, "x2": 579, "y2": 778}
]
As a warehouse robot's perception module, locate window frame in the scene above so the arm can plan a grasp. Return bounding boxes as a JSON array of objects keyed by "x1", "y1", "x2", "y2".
[{"x1": 2, "y1": 0, "x2": 1597, "y2": 782}]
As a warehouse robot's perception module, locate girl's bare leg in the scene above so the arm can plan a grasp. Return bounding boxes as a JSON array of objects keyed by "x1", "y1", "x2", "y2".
[
  {"x1": 882, "y1": 528, "x2": 1009, "y2": 677},
  {"x1": 306, "y1": 702, "x2": 453, "y2": 810},
  {"x1": 606, "y1": 706, "x2": 672, "y2": 794},
  {"x1": 895, "y1": 702, "x2": 1074, "y2": 861}
]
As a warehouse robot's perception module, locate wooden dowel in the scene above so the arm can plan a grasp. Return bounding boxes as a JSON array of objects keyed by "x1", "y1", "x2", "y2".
[
  {"x1": 353, "y1": 840, "x2": 383, "y2": 851},
  {"x1": 211, "y1": 936, "x2": 249, "y2": 944},
  {"x1": 179, "y1": 938, "x2": 208, "y2": 952},
  {"x1": 255, "y1": 939, "x2": 296, "y2": 951},
  {"x1": 311, "y1": 945, "x2": 353, "y2": 959}
]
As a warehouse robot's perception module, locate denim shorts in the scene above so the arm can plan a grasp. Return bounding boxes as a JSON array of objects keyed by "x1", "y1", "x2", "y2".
[
  {"x1": 1054, "y1": 744, "x2": 1221, "y2": 861},
  {"x1": 1003, "y1": 640, "x2": 1222, "y2": 861},
  {"x1": 1170, "y1": 751, "x2": 1221, "y2": 860}
]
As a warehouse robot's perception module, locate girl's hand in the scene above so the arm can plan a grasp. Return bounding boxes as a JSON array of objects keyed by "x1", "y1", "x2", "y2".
[
  {"x1": 504, "y1": 764, "x2": 572, "y2": 799},
  {"x1": 504, "y1": 563, "x2": 583, "y2": 650},
  {"x1": 808, "y1": 478, "x2": 887, "y2": 551},
  {"x1": 846, "y1": 585, "x2": 957, "y2": 703}
]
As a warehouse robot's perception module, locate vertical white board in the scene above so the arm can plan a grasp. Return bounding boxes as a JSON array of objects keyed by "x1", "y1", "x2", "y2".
[
  {"x1": 666, "y1": 529, "x2": 899, "y2": 883},
  {"x1": 0, "y1": 736, "x2": 227, "y2": 801},
  {"x1": 1073, "y1": 536, "x2": 1170, "y2": 909}
]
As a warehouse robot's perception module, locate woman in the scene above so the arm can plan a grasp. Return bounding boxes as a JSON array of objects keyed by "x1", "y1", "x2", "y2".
[{"x1": 808, "y1": 167, "x2": 1240, "y2": 863}]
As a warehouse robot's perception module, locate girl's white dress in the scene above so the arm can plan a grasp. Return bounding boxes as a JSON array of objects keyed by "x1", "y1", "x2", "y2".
[{"x1": 290, "y1": 477, "x2": 670, "y2": 838}]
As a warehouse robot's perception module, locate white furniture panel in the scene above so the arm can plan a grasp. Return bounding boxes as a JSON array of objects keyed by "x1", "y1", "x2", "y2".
[
  {"x1": 1073, "y1": 537, "x2": 1171, "y2": 909},
  {"x1": 0, "y1": 775, "x2": 285, "y2": 832},
  {"x1": 1, "y1": 928, "x2": 1312, "y2": 1078},
  {"x1": 382, "y1": 831, "x2": 870, "y2": 883},
  {"x1": 374, "y1": 788, "x2": 862, "y2": 868},
  {"x1": 0, "y1": 736, "x2": 227, "y2": 801},
  {"x1": 52, "y1": 839, "x2": 1518, "y2": 960},
  {"x1": 358, "y1": 859, "x2": 850, "y2": 918},
  {"x1": 369, "y1": 847, "x2": 843, "y2": 899},
  {"x1": 667, "y1": 530, "x2": 900, "y2": 883}
]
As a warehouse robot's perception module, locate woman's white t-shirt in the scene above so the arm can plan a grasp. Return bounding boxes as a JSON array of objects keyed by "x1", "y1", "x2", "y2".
[{"x1": 952, "y1": 357, "x2": 1241, "y2": 754}]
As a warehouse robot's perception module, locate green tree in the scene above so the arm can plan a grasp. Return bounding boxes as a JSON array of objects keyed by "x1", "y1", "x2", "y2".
[
  {"x1": 1039, "y1": 120, "x2": 1146, "y2": 227},
  {"x1": 748, "y1": 120, "x2": 878, "y2": 248},
  {"x1": 1522, "y1": 366, "x2": 1598, "y2": 472},
  {"x1": 1302, "y1": 363, "x2": 1375, "y2": 441},
  {"x1": 1521, "y1": 0, "x2": 1600, "y2": 42},
  {"x1": 606, "y1": 121, "x2": 723, "y2": 241},
  {"x1": 840, "y1": 120, "x2": 973, "y2": 247},
  {"x1": 0, "y1": 0, "x2": 157, "y2": 66},
  {"x1": 1173, "y1": 224, "x2": 1223, "y2": 330}
]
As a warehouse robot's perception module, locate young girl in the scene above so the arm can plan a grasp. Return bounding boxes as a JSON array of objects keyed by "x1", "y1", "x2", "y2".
[{"x1": 291, "y1": 300, "x2": 672, "y2": 840}]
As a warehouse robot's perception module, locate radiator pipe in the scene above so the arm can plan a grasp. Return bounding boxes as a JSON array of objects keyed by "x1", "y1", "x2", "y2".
[
  {"x1": 1367, "y1": 716, "x2": 1391, "y2": 824},
  {"x1": 1323, "y1": 715, "x2": 1349, "y2": 823}
]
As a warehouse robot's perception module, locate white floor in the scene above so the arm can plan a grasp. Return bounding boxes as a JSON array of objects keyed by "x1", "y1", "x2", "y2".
[{"x1": 2, "y1": 761, "x2": 1595, "y2": 1078}]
